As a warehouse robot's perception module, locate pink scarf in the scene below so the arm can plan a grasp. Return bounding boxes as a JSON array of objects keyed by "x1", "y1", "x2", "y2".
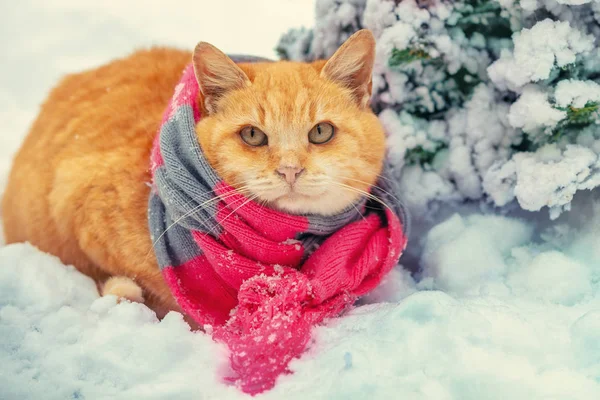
[{"x1": 149, "y1": 64, "x2": 408, "y2": 394}]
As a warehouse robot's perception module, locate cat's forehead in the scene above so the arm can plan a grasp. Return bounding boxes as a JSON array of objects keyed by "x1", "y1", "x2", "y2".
[
  {"x1": 242, "y1": 63, "x2": 322, "y2": 123},
  {"x1": 243, "y1": 62, "x2": 321, "y2": 89},
  {"x1": 253, "y1": 87, "x2": 316, "y2": 134}
]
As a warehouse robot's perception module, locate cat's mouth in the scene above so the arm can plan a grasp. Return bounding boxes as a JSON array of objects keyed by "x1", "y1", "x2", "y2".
[
  {"x1": 269, "y1": 191, "x2": 318, "y2": 215},
  {"x1": 281, "y1": 180, "x2": 328, "y2": 199},
  {"x1": 266, "y1": 185, "x2": 326, "y2": 213},
  {"x1": 247, "y1": 176, "x2": 339, "y2": 215},
  {"x1": 279, "y1": 191, "x2": 312, "y2": 200},
  {"x1": 259, "y1": 181, "x2": 360, "y2": 216}
]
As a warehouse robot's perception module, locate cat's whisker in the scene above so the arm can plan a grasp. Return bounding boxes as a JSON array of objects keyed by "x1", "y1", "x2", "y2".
[
  {"x1": 144, "y1": 189, "x2": 252, "y2": 261},
  {"x1": 255, "y1": 196, "x2": 269, "y2": 211},
  {"x1": 352, "y1": 202, "x2": 367, "y2": 221},
  {"x1": 161, "y1": 182, "x2": 253, "y2": 216},
  {"x1": 142, "y1": 191, "x2": 252, "y2": 265},
  {"x1": 337, "y1": 175, "x2": 403, "y2": 205},
  {"x1": 375, "y1": 173, "x2": 396, "y2": 185},
  {"x1": 327, "y1": 180, "x2": 393, "y2": 214},
  {"x1": 151, "y1": 179, "x2": 258, "y2": 242},
  {"x1": 202, "y1": 193, "x2": 261, "y2": 237},
  {"x1": 170, "y1": 188, "x2": 252, "y2": 232}
]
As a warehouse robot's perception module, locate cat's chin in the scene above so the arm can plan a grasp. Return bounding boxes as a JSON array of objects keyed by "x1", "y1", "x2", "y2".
[
  {"x1": 270, "y1": 192, "x2": 315, "y2": 215},
  {"x1": 268, "y1": 190, "x2": 355, "y2": 217}
]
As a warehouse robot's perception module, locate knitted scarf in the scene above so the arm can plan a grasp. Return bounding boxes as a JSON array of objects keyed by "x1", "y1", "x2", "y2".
[{"x1": 148, "y1": 63, "x2": 409, "y2": 395}]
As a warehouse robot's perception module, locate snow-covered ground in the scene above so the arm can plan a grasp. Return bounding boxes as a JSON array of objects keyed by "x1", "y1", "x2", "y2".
[
  {"x1": 3, "y1": 211, "x2": 600, "y2": 399},
  {"x1": 2, "y1": 1, "x2": 600, "y2": 399}
]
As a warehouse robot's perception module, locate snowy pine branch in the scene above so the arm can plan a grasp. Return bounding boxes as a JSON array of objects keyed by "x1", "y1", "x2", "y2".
[{"x1": 278, "y1": 0, "x2": 600, "y2": 220}]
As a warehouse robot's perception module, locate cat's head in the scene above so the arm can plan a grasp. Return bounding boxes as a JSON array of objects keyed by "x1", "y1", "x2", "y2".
[{"x1": 193, "y1": 30, "x2": 385, "y2": 216}]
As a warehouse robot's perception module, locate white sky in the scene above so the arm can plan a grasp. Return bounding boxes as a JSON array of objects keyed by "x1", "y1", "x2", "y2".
[{"x1": 0, "y1": 0, "x2": 316, "y2": 107}]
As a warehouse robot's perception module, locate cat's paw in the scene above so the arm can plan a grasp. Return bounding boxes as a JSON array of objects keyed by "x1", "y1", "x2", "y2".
[{"x1": 101, "y1": 276, "x2": 144, "y2": 303}]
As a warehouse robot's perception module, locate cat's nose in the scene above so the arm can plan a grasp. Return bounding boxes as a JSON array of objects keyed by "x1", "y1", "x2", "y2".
[{"x1": 276, "y1": 166, "x2": 304, "y2": 185}]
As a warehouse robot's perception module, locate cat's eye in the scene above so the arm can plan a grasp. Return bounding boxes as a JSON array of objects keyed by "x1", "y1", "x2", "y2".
[
  {"x1": 308, "y1": 123, "x2": 335, "y2": 144},
  {"x1": 240, "y1": 126, "x2": 268, "y2": 147}
]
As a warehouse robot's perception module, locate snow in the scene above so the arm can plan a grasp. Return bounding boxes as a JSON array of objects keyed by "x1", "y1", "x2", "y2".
[
  {"x1": 555, "y1": 0, "x2": 598, "y2": 5},
  {"x1": 508, "y1": 85, "x2": 566, "y2": 133},
  {"x1": 0, "y1": 244, "x2": 232, "y2": 400},
  {"x1": 4, "y1": 208, "x2": 600, "y2": 398},
  {"x1": 3, "y1": 0, "x2": 600, "y2": 398},
  {"x1": 374, "y1": 21, "x2": 417, "y2": 74},
  {"x1": 308, "y1": 0, "x2": 367, "y2": 60},
  {"x1": 485, "y1": 144, "x2": 600, "y2": 218},
  {"x1": 555, "y1": 79, "x2": 600, "y2": 108},
  {"x1": 397, "y1": 165, "x2": 459, "y2": 219},
  {"x1": 488, "y1": 19, "x2": 595, "y2": 91},
  {"x1": 420, "y1": 214, "x2": 534, "y2": 293}
]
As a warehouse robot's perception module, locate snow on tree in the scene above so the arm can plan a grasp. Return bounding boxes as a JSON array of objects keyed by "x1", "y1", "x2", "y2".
[{"x1": 277, "y1": 0, "x2": 600, "y2": 221}]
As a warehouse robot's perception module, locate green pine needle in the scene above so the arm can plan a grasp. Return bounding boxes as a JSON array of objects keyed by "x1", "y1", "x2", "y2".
[
  {"x1": 389, "y1": 47, "x2": 431, "y2": 67},
  {"x1": 451, "y1": 0, "x2": 512, "y2": 38},
  {"x1": 563, "y1": 102, "x2": 599, "y2": 126},
  {"x1": 405, "y1": 143, "x2": 447, "y2": 166},
  {"x1": 550, "y1": 102, "x2": 599, "y2": 143}
]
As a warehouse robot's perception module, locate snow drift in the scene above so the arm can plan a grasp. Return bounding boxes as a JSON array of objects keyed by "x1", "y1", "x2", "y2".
[{"x1": 2, "y1": 205, "x2": 600, "y2": 399}]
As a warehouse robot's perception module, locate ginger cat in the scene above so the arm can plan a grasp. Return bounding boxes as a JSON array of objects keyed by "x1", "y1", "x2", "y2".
[{"x1": 2, "y1": 30, "x2": 386, "y2": 318}]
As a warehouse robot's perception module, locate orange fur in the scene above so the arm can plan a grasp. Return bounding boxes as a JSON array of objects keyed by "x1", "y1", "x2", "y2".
[
  {"x1": 102, "y1": 276, "x2": 144, "y2": 303},
  {"x1": 2, "y1": 31, "x2": 386, "y2": 318},
  {"x1": 3, "y1": 47, "x2": 188, "y2": 317}
]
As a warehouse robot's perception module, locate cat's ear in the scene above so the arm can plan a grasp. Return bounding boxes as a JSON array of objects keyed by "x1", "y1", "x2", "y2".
[
  {"x1": 320, "y1": 29, "x2": 375, "y2": 108},
  {"x1": 193, "y1": 42, "x2": 250, "y2": 114}
]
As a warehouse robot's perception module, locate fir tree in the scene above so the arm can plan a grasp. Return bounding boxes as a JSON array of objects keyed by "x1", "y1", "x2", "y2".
[{"x1": 278, "y1": 0, "x2": 600, "y2": 220}]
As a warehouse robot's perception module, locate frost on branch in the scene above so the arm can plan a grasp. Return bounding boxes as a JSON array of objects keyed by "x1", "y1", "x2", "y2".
[
  {"x1": 484, "y1": 144, "x2": 600, "y2": 218},
  {"x1": 507, "y1": 85, "x2": 566, "y2": 136},
  {"x1": 488, "y1": 19, "x2": 594, "y2": 91}
]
